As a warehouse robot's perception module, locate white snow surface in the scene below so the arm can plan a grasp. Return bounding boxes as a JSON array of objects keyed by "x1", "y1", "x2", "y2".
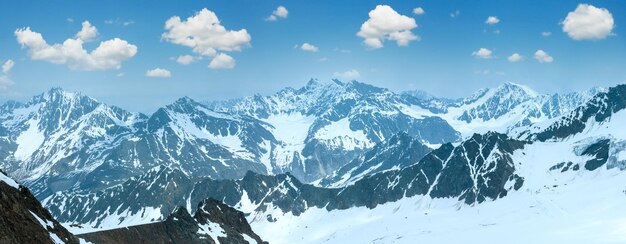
[
  {"x1": 314, "y1": 118, "x2": 373, "y2": 151},
  {"x1": 198, "y1": 222, "x2": 228, "y2": 243},
  {"x1": 0, "y1": 171, "x2": 19, "y2": 189},
  {"x1": 249, "y1": 140, "x2": 626, "y2": 243},
  {"x1": 14, "y1": 118, "x2": 45, "y2": 160}
]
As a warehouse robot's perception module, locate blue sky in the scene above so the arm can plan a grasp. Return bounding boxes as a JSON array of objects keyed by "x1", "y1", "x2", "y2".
[{"x1": 1, "y1": 0, "x2": 625, "y2": 113}]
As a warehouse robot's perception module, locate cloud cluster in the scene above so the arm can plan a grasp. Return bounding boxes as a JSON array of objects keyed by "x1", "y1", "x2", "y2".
[
  {"x1": 333, "y1": 69, "x2": 360, "y2": 80},
  {"x1": 300, "y1": 43, "x2": 319, "y2": 52},
  {"x1": 562, "y1": 4, "x2": 614, "y2": 40},
  {"x1": 1, "y1": 59, "x2": 15, "y2": 90},
  {"x1": 485, "y1": 16, "x2": 500, "y2": 25},
  {"x1": 162, "y1": 8, "x2": 250, "y2": 69},
  {"x1": 472, "y1": 48, "x2": 493, "y2": 59},
  {"x1": 267, "y1": 6, "x2": 288, "y2": 21},
  {"x1": 146, "y1": 68, "x2": 171, "y2": 77},
  {"x1": 534, "y1": 50, "x2": 553, "y2": 63},
  {"x1": 357, "y1": 5, "x2": 418, "y2": 49},
  {"x1": 15, "y1": 21, "x2": 137, "y2": 71}
]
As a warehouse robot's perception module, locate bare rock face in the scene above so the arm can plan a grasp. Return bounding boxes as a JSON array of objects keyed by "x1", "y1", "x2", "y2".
[
  {"x1": 79, "y1": 198, "x2": 267, "y2": 244},
  {"x1": 0, "y1": 170, "x2": 79, "y2": 244}
]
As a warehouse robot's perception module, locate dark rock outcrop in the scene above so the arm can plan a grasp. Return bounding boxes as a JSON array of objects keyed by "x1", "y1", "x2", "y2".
[
  {"x1": 79, "y1": 198, "x2": 266, "y2": 244},
  {"x1": 0, "y1": 170, "x2": 79, "y2": 244}
]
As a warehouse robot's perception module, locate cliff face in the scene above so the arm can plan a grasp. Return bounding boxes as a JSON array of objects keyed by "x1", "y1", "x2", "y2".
[{"x1": 0, "y1": 170, "x2": 79, "y2": 244}]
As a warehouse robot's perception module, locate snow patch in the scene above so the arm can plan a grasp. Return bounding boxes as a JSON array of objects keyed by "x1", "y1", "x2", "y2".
[{"x1": 14, "y1": 119, "x2": 45, "y2": 160}]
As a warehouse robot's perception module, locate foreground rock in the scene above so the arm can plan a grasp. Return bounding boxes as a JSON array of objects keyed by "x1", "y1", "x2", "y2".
[
  {"x1": 79, "y1": 198, "x2": 266, "y2": 244},
  {"x1": 0, "y1": 169, "x2": 79, "y2": 244}
]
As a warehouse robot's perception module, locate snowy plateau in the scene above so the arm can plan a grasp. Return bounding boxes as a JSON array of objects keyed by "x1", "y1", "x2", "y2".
[{"x1": 1, "y1": 80, "x2": 626, "y2": 243}]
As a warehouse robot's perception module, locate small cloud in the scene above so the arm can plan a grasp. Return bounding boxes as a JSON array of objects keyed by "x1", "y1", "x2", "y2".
[
  {"x1": 2, "y1": 59, "x2": 15, "y2": 74},
  {"x1": 507, "y1": 53, "x2": 523, "y2": 62},
  {"x1": 176, "y1": 55, "x2": 195, "y2": 65},
  {"x1": 116, "y1": 72, "x2": 125, "y2": 77},
  {"x1": 208, "y1": 53, "x2": 235, "y2": 69},
  {"x1": 146, "y1": 68, "x2": 171, "y2": 77},
  {"x1": 534, "y1": 50, "x2": 553, "y2": 63},
  {"x1": 1, "y1": 59, "x2": 15, "y2": 90},
  {"x1": 266, "y1": 6, "x2": 288, "y2": 21},
  {"x1": 472, "y1": 48, "x2": 493, "y2": 59},
  {"x1": 474, "y1": 69, "x2": 490, "y2": 75},
  {"x1": 357, "y1": 5, "x2": 419, "y2": 49},
  {"x1": 0, "y1": 76, "x2": 14, "y2": 91},
  {"x1": 104, "y1": 18, "x2": 134, "y2": 27},
  {"x1": 485, "y1": 16, "x2": 500, "y2": 25},
  {"x1": 333, "y1": 69, "x2": 360, "y2": 80},
  {"x1": 413, "y1": 7, "x2": 425, "y2": 15},
  {"x1": 333, "y1": 48, "x2": 351, "y2": 53},
  {"x1": 541, "y1": 32, "x2": 552, "y2": 37},
  {"x1": 66, "y1": 18, "x2": 74, "y2": 23},
  {"x1": 450, "y1": 10, "x2": 460, "y2": 18},
  {"x1": 318, "y1": 57, "x2": 328, "y2": 62},
  {"x1": 300, "y1": 43, "x2": 319, "y2": 52}
]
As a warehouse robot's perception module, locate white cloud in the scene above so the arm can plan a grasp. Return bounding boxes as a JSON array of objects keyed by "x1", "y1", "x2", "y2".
[
  {"x1": 146, "y1": 68, "x2": 171, "y2": 77},
  {"x1": 562, "y1": 4, "x2": 614, "y2": 40},
  {"x1": 534, "y1": 50, "x2": 553, "y2": 63},
  {"x1": 300, "y1": 43, "x2": 319, "y2": 52},
  {"x1": 485, "y1": 16, "x2": 500, "y2": 25},
  {"x1": 357, "y1": 5, "x2": 419, "y2": 49},
  {"x1": 267, "y1": 6, "x2": 288, "y2": 21},
  {"x1": 450, "y1": 10, "x2": 460, "y2": 18},
  {"x1": 162, "y1": 8, "x2": 250, "y2": 69},
  {"x1": 209, "y1": 53, "x2": 235, "y2": 69},
  {"x1": 0, "y1": 76, "x2": 13, "y2": 91},
  {"x1": 333, "y1": 69, "x2": 360, "y2": 80},
  {"x1": 176, "y1": 55, "x2": 195, "y2": 65},
  {"x1": 0, "y1": 59, "x2": 15, "y2": 90},
  {"x1": 66, "y1": 18, "x2": 74, "y2": 23},
  {"x1": 15, "y1": 23, "x2": 137, "y2": 71},
  {"x1": 75, "y1": 21, "x2": 98, "y2": 42},
  {"x1": 472, "y1": 48, "x2": 493, "y2": 59},
  {"x1": 105, "y1": 18, "x2": 134, "y2": 27},
  {"x1": 541, "y1": 31, "x2": 552, "y2": 37},
  {"x1": 413, "y1": 7, "x2": 425, "y2": 15},
  {"x1": 2, "y1": 59, "x2": 15, "y2": 74},
  {"x1": 507, "y1": 53, "x2": 523, "y2": 62}
]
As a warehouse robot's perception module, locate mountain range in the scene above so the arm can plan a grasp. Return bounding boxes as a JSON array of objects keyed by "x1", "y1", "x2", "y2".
[{"x1": 2, "y1": 79, "x2": 624, "y2": 243}]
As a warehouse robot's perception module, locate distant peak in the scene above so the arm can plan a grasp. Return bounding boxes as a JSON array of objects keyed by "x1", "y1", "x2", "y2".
[
  {"x1": 306, "y1": 78, "x2": 320, "y2": 86},
  {"x1": 174, "y1": 96, "x2": 196, "y2": 104},
  {"x1": 498, "y1": 82, "x2": 539, "y2": 97}
]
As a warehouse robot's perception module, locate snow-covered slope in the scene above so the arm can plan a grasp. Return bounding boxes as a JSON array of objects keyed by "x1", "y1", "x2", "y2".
[
  {"x1": 413, "y1": 82, "x2": 606, "y2": 138},
  {"x1": 249, "y1": 84, "x2": 626, "y2": 244}
]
